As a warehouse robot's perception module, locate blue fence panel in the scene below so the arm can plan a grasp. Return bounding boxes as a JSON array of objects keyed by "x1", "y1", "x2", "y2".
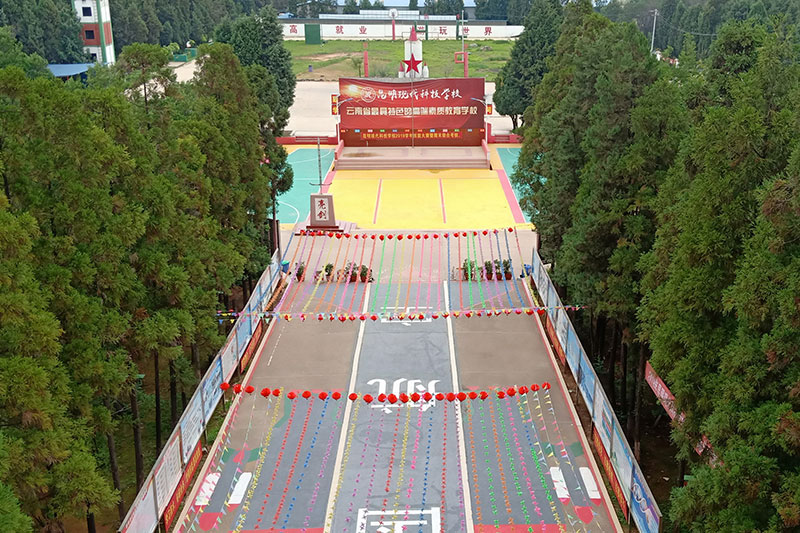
[
  {"x1": 612, "y1": 421, "x2": 634, "y2": 504},
  {"x1": 631, "y1": 464, "x2": 662, "y2": 533},
  {"x1": 578, "y1": 351, "x2": 596, "y2": 411},
  {"x1": 566, "y1": 323, "x2": 581, "y2": 375},
  {"x1": 201, "y1": 359, "x2": 223, "y2": 421}
]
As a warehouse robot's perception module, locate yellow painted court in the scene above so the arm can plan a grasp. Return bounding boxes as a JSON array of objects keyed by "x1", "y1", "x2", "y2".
[{"x1": 281, "y1": 143, "x2": 529, "y2": 230}]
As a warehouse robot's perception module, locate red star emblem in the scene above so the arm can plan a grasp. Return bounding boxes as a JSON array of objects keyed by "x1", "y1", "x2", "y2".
[{"x1": 403, "y1": 53, "x2": 422, "y2": 74}]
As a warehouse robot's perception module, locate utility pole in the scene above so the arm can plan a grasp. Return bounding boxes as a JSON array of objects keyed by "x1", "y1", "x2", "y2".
[{"x1": 650, "y1": 8, "x2": 658, "y2": 53}]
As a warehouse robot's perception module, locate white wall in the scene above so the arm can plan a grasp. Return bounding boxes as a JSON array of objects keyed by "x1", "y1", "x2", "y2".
[{"x1": 282, "y1": 22, "x2": 523, "y2": 40}]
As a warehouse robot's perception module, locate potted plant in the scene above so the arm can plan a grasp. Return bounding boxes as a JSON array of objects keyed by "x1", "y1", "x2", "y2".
[
  {"x1": 462, "y1": 259, "x2": 477, "y2": 281},
  {"x1": 502, "y1": 259, "x2": 513, "y2": 280},
  {"x1": 324, "y1": 263, "x2": 334, "y2": 282},
  {"x1": 360, "y1": 264, "x2": 372, "y2": 282},
  {"x1": 343, "y1": 261, "x2": 356, "y2": 282},
  {"x1": 484, "y1": 261, "x2": 494, "y2": 280},
  {"x1": 494, "y1": 259, "x2": 502, "y2": 279},
  {"x1": 295, "y1": 262, "x2": 305, "y2": 281}
]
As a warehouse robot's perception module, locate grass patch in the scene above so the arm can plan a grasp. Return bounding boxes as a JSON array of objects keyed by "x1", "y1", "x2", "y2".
[{"x1": 285, "y1": 39, "x2": 513, "y2": 81}]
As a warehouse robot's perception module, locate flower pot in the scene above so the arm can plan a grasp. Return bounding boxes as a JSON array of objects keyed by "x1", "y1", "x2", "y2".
[
  {"x1": 504, "y1": 272, "x2": 512, "y2": 280},
  {"x1": 486, "y1": 270, "x2": 494, "y2": 280},
  {"x1": 360, "y1": 274, "x2": 368, "y2": 282}
]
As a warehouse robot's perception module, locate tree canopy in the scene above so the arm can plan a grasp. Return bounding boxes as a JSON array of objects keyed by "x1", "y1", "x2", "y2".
[{"x1": 512, "y1": 2, "x2": 800, "y2": 528}]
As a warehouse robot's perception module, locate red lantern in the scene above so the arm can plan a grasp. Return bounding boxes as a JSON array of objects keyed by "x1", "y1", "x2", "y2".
[
  {"x1": 506, "y1": 387, "x2": 515, "y2": 396},
  {"x1": 398, "y1": 235, "x2": 404, "y2": 240},
  {"x1": 387, "y1": 394, "x2": 398, "y2": 404},
  {"x1": 348, "y1": 315, "x2": 356, "y2": 321},
  {"x1": 245, "y1": 385, "x2": 255, "y2": 394},
  {"x1": 443, "y1": 312, "x2": 450, "y2": 318},
  {"x1": 537, "y1": 308, "x2": 546, "y2": 317},
  {"x1": 233, "y1": 384, "x2": 242, "y2": 394},
  {"x1": 433, "y1": 234, "x2": 438, "y2": 239},
  {"x1": 468, "y1": 391, "x2": 478, "y2": 400},
  {"x1": 415, "y1": 234, "x2": 421, "y2": 240},
  {"x1": 335, "y1": 233, "x2": 342, "y2": 239},
  {"x1": 261, "y1": 388, "x2": 271, "y2": 397},
  {"x1": 272, "y1": 388, "x2": 281, "y2": 396},
  {"x1": 363, "y1": 394, "x2": 373, "y2": 403},
  {"x1": 435, "y1": 393, "x2": 445, "y2": 401},
  {"x1": 531, "y1": 384, "x2": 539, "y2": 392},
  {"x1": 220, "y1": 382, "x2": 231, "y2": 391},
  {"x1": 378, "y1": 393, "x2": 387, "y2": 403},
  {"x1": 423, "y1": 392, "x2": 433, "y2": 401},
  {"x1": 432, "y1": 313, "x2": 439, "y2": 319},
  {"x1": 424, "y1": 234, "x2": 429, "y2": 239},
  {"x1": 482, "y1": 230, "x2": 488, "y2": 235},
  {"x1": 349, "y1": 393, "x2": 358, "y2": 401},
  {"x1": 371, "y1": 315, "x2": 378, "y2": 321},
  {"x1": 515, "y1": 309, "x2": 522, "y2": 315},
  {"x1": 332, "y1": 392, "x2": 341, "y2": 400},
  {"x1": 287, "y1": 391, "x2": 297, "y2": 399},
  {"x1": 302, "y1": 390, "x2": 311, "y2": 399},
  {"x1": 446, "y1": 392, "x2": 456, "y2": 402},
  {"x1": 497, "y1": 390, "x2": 506, "y2": 399},
  {"x1": 542, "y1": 382, "x2": 551, "y2": 390},
  {"x1": 519, "y1": 386, "x2": 528, "y2": 395},
  {"x1": 319, "y1": 391, "x2": 328, "y2": 400},
  {"x1": 380, "y1": 235, "x2": 385, "y2": 241},
  {"x1": 444, "y1": 233, "x2": 449, "y2": 238},
  {"x1": 360, "y1": 315, "x2": 366, "y2": 321},
  {"x1": 457, "y1": 392, "x2": 467, "y2": 402},
  {"x1": 479, "y1": 391, "x2": 489, "y2": 400},
  {"x1": 387, "y1": 234, "x2": 393, "y2": 239},
  {"x1": 399, "y1": 393, "x2": 409, "y2": 403},
  {"x1": 508, "y1": 227, "x2": 514, "y2": 232},
  {"x1": 411, "y1": 392, "x2": 421, "y2": 402}
]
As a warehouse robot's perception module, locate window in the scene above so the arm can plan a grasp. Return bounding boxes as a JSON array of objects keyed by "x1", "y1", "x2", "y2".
[
  {"x1": 90, "y1": 53, "x2": 97, "y2": 61},
  {"x1": 85, "y1": 29, "x2": 95, "y2": 40},
  {"x1": 82, "y1": 6, "x2": 92, "y2": 16}
]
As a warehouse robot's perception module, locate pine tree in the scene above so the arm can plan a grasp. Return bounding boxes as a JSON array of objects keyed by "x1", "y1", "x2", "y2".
[{"x1": 493, "y1": 0, "x2": 562, "y2": 129}]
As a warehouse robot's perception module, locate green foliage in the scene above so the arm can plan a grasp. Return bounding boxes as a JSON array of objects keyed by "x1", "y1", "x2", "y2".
[
  {"x1": 493, "y1": 0, "x2": 562, "y2": 128},
  {"x1": 475, "y1": 0, "x2": 507, "y2": 21},
  {"x1": 597, "y1": 0, "x2": 800, "y2": 57},
  {"x1": 513, "y1": 5, "x2": 800, "y2": 528},
  {"x1": 214, "y1": 6, "x2": 296, "y2": 120},
  {"x1": 0, "y1": 0, "x2": 87, "y2": 63},
  {"x1": 0, "y1": 27, "x2": 49, "y2": 78},
  {"x1": 344, "y1": 0, "x2": 360, "y2": 14},
  {"x1": 0, "y1": 30, "x2": 281, "y2": 530}
]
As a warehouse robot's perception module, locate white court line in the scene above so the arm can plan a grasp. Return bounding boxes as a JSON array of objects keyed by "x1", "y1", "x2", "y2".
[
  {"x1": 445, "y1": 281, "x2": 475, "y2": 533},
  {"x1": 322, "y1": 283, "x2": 371, "y2": 533},
  {"x1": 278, "y1": 200, "x2": 301, "y2": 225}
]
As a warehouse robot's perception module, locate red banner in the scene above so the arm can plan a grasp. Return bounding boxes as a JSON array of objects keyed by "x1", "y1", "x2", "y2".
[
  {"x1": 338, "y1": 77, "x2": 485, "y2": 146},
  {"x1": 593, "y1": 427, "x2": 629, "y2": 520},
  {"x1": 163, "y1": 441, "x2": 203, "y2": 529},
  {"x1": 645, "y1": 362, "x2": 720, "y2": 464}
]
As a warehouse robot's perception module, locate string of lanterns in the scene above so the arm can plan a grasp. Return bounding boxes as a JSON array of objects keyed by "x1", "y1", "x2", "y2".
[
  {"x1": 220, "y1": 383, "x2": 553, "y2": 401},
  {"x1": 295, "y1": 228, "x2": 520, "y2": 239},
  {"x1": 216, "y1": 306, "x2": 585, "y2": 323}
]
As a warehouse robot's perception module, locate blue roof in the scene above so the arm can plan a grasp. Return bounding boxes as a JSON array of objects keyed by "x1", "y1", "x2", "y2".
[{"x1": 47, "y1": 63, "x2": 95, "y2": 77}]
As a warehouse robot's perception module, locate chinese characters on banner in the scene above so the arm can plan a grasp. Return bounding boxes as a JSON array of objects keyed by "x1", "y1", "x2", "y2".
[{"x1": 338, "y1": 78, "x2": 485, "y2": 146}]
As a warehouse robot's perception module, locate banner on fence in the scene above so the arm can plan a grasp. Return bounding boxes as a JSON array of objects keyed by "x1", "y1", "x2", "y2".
[
  {"x1": 631, "y1": 464, "x2": 661, "y2": 533},
  {"x1": 180, "y1": 393, "x2": 205, "y2": 463},
  {"x1": 593, "y1": 427, "x2": 629, "y2": 519},
  {"x1": 578, "y1": 352, "x2": 596, "y2": 412},
  {"x1": 221, "y1": 340, "x2": 237, "y2": 382},
  {"x1": 202, "y1": 359, "x2": 224, "y2": 422},
  {"x1": 566, "y1": 322, "x2": 580, "y2": 375},
  {"x1": 120, "y1": 478, "x2": 158, "y2": 533},
  {"x1": 612, "y1": 423, "x2": 634, "y2": 504},
  {"x1": 163, "y1": 440, "x2": 204, "y2": 529},
  {"x1": 240, "y1": 318, "x2": 265, "y2": 372},
  {"x1": 153, "y1": 434, "x2": 182, "y2": 516}
]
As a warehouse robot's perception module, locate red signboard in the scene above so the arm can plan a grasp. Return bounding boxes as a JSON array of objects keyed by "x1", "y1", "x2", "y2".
[
  {"x1": 338, "y1": 77, "x2": 485, "y2": 146},
  {"x1": 543, "y1": 312, "x2": 567, "y2": 366},
  {"x1": 163, "y1": 441, "x2": 203, "y2": 529},
  {"x1": 645, "y1": 362, "x2": 720, "y2": 464},
  {"x1": 239, "y1": 318, "x2": 265, "y2": 373},
  {"x1": 593, "y1": 427, "x2": 629, "y2": 520}
]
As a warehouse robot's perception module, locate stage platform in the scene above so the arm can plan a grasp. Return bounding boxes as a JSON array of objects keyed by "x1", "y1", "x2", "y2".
[{"x1": 335, "y1": 146, "x2": 491, "y2": 170}]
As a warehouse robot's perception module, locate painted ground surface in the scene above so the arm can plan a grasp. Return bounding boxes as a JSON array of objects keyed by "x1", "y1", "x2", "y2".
[
  {"x1": 174, "y1": 230, "x2": 619, "y2": 533},
  {"x1": 279, "y1": 146, "x2": 336, "y2": 227},
  {"x1": 278, "y1": 144, "x2": 526, "y2": 231}
]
